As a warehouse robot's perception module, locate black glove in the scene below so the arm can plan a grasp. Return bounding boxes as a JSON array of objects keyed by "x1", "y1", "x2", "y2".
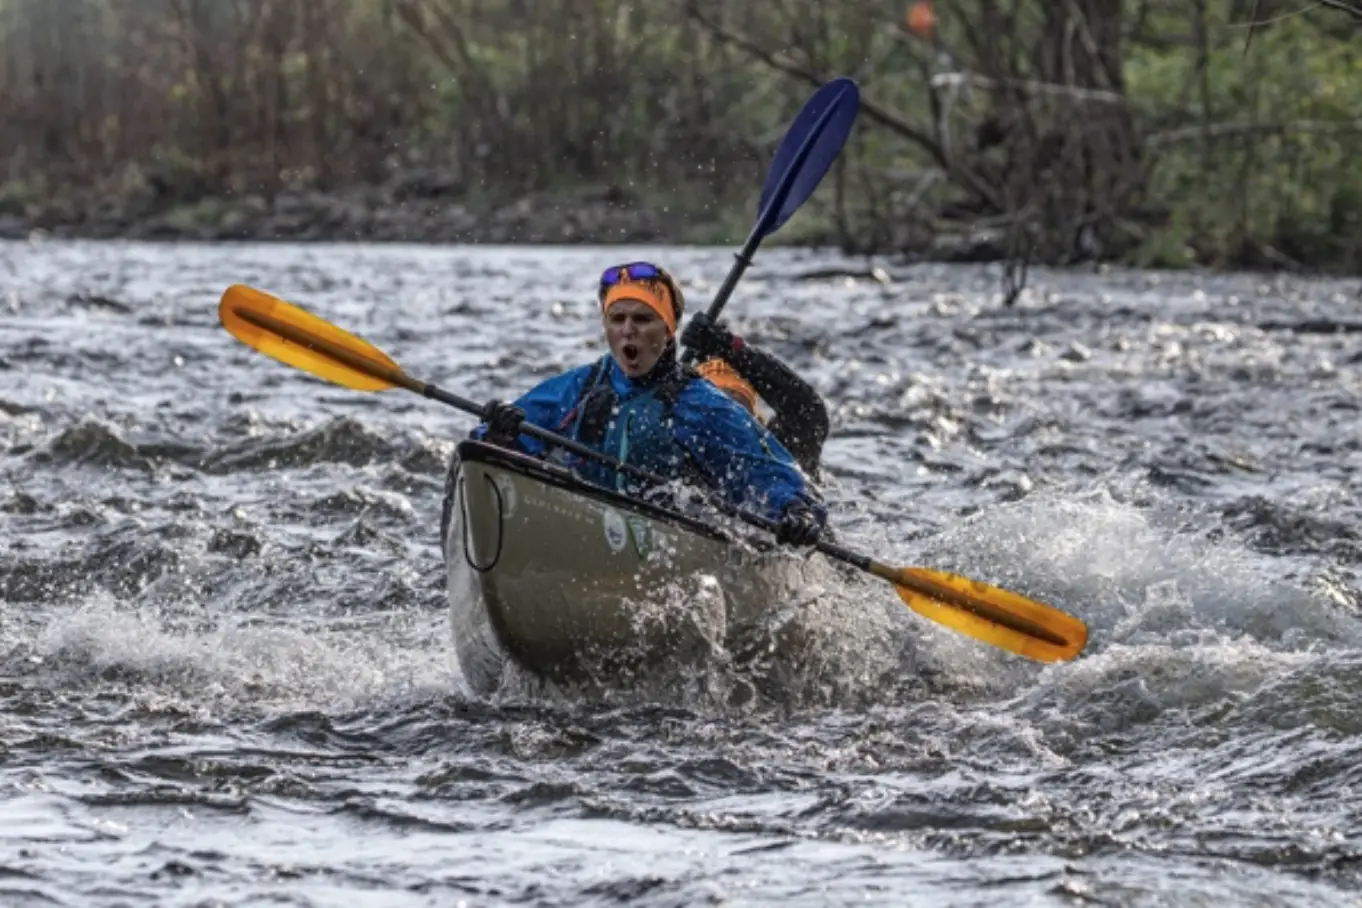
[
  {"x1": 680, "y1": 312, "x2": 737, "y2": 361},
  {"x1": 482, "y1": 400, "x2": 526, "y2": 446},
  {"x1": 776, "y1": 501, "x2": 823, "y2": 547}
]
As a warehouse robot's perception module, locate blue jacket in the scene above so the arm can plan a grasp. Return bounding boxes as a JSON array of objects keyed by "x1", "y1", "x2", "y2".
[{"x1": 471, "y1": 355, "x2": 823, "y2": 524}]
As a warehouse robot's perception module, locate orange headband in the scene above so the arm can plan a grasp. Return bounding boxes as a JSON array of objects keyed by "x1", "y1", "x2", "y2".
[
  {"x1": 697, "y1": 358, "x2": 759, "y2": 414},
  {"x1": 601, "y1": 279, "x2": 678, "y2": 335}
]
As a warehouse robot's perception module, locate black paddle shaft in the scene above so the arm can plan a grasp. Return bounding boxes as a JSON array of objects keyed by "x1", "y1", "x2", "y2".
[
  {"x1": 680, "y1": 80, "x2": 858, "y2": 366},
  {"x1": 680, "y1": 228, "x2": 762, "y2": 366}
]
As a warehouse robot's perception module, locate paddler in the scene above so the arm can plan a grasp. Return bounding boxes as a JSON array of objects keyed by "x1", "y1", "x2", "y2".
[
  {"x1": 680, "y1": 313, "x2": 829, "y2": 479},
  {"x1": 470, "y1": 261, "x2": 825, "y2": 546}
]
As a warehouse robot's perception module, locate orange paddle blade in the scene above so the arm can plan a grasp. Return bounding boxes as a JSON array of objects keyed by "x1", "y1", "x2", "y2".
[
  {"x1": 218, "y1": 284, "x2": 417, "y2": 392},
  {"x1": 875, "y1": 564, "x2": 1087, "y2": 663}
]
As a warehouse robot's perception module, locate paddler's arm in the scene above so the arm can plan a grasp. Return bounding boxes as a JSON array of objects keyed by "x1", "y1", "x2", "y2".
[
  {"x1": 729, "y1": 342, "x2": 829, "y2": 477},
  {"x1": 470, "y1": 364, "x2": 593, "y2": 456},
  {"x1": 674, "y1": 382, "x2": 827, "y2": 525},
  {"x1": 682, "y1": 313, "x2": 829, "y2": 474}
]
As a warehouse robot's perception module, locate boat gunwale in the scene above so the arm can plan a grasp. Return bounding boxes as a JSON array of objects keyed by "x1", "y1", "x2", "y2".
[{"x1": 455, "y1": 439, "x2": 737, "y2": 544}]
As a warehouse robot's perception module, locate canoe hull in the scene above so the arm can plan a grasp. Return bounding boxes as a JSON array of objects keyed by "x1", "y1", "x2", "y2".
[{"x1": 444, "y1": 441, "x2": 802, "y2": 694}]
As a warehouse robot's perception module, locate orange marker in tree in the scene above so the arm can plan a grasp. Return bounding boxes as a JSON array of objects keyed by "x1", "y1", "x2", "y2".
[{"x1": 906, "y1": 0, "x2": 936, "y2": 39}]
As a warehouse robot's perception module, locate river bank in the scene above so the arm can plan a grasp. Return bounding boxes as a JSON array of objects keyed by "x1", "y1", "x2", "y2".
[
  {"x1": 0, "y1": 169, "x2": 1021, "y2": 261},
  {"x1": 0, "y1": 172, "x2": 761, "y2": 247},
  {"x1": 5, "y1": 174, "x2": 1358, "y2": 283},
  {"x1": 0, "y1": 187, "x2": 1023, "y2": 270}
]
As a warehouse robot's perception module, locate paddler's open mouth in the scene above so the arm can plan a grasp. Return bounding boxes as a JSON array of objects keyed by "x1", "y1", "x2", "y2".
[{"x1": 621, "y1": 343, "x2": 640, "y2": 366}]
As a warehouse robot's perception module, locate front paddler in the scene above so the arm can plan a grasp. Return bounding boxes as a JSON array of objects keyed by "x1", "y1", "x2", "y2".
[{"x1": 468, "y1": 261, "x2": 825, "y2": 543}]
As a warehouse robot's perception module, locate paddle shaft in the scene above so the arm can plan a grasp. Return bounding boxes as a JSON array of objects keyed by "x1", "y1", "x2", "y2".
[{"x1": 681, "y1": 86, "x2": 853, "y2": 365}]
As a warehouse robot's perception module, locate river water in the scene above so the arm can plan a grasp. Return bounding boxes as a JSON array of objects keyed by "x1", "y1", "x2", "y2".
[{"x1": 1, "y1": 239, "x2": 1360, "y2": 906}]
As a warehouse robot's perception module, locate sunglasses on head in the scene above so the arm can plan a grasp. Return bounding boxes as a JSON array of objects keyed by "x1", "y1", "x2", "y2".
[{"x1": 599, "y1": 261, "x2": 667, "y2": 293}]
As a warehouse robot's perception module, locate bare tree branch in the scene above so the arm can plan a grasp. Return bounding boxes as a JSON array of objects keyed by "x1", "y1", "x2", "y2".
[
  {"x1": 930, "y1": 72, "x2": 1126, "y2": 106},
  {"x1": 682, "y1": 0, "x2": 946, "y2": 167},
  {"x1": 1319, "y1": 0, "x2": 1362, "y2": 20}
]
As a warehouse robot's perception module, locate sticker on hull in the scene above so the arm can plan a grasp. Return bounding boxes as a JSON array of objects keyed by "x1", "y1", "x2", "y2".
[{"x1": 602, "y1": 507, "x2": 628, "y2": 553}]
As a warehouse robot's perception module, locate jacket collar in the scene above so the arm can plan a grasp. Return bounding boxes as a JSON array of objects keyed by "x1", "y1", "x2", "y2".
[{"x1": 603, "y1": 343, "x2": 682, "y2": 394}]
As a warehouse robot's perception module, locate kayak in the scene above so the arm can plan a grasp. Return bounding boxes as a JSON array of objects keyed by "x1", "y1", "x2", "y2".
[{"x1": 443, "y1": 440, "x2": 807, "y2": 694}]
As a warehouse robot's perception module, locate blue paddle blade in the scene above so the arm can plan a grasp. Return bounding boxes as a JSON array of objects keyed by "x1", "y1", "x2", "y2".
[{"x1": 755, "y1": 77, "x2": 861, "y2": 237}]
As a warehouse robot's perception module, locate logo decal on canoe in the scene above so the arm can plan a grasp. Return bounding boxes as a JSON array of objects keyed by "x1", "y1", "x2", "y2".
[
  {"x1": 602, "y1": 507, "x2": 628, "y2": 553},
  {"x1": 628, "y1": 516, "x2": 650, "y2": 557}
]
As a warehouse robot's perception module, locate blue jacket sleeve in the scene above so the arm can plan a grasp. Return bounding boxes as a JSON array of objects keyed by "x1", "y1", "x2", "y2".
[
  {"x1": 469, "y1": 364, "x2": 594, "y2": 456},
  {"x1": 673, "y1": 382, "x2": 825, "y2": 523}
]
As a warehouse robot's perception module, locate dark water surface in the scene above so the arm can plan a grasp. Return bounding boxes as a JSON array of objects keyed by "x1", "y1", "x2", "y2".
[{"x1": 2, "y1": 239, "x2": 1360, "y2": 906}]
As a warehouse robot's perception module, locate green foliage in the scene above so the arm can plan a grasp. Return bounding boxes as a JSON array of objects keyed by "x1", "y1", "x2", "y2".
[
  {"x1": 0, "y1": 175, "x2": 47, "y2": 215},
  {"x1": 1120, "y1": 6, "x2": 1361, "y2": 270},
  {"x1": 1130, "y1": 215, "x2": 1197, "y2": 271},
  {"x1": 0, "y1": 0, "x2": 1356, "y2": 270}
]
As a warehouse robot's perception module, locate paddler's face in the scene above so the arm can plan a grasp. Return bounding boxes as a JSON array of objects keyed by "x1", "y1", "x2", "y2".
[{"x1": 604, "y1": 299, "x2": 670, "y2": 377}]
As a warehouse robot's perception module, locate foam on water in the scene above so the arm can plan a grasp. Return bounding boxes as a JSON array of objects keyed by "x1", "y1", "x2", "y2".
[
  {"x1": 918, "y1": 489, "x2": 1352, "y2": 639},
  {"x1": 15, "y1": 481, "x2": 1352, "y2": 729},
  {"x1": 24, "y1": 594, "x2": 456, "y2": 713},
  {"x1": 892, "y1": 488, "x2": 1362, "y2": 743}
]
